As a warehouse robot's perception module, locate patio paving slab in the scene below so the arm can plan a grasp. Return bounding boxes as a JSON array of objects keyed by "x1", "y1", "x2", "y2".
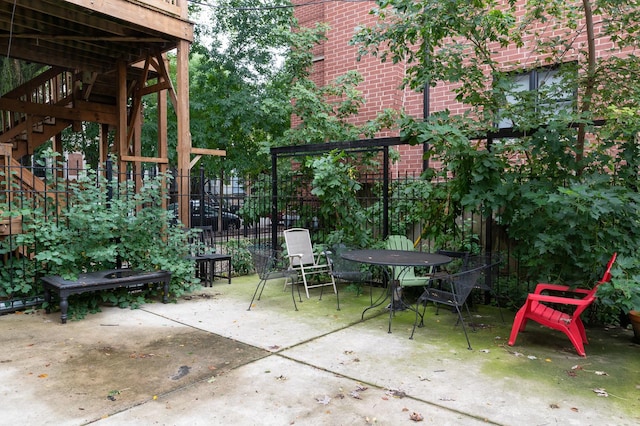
[{"x1": 1, "y1": 274, "x2": 639, "y2": 425}]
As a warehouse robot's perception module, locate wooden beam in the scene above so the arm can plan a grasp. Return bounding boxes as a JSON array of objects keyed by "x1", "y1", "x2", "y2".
[
  {"x1": 35, "y1": 0, "x2": 193, "y2": 41},
  {"x1": 176, "y1": 40, "x2": 191, "y2": 227},
  {"x1": 0, "y1": 35, "x2": 169, "y2": 43},
  {"x1": 189, "y1": 155, "x2": 202, "y2": 170},
  {"x1": 126, "y1": 56, "x2": 152, "y2": 147},
  {"x1": 139, "y1": 80, "x2": 172, "y2": 97},
  {"x1": 191, "y1": 148, "x2": 227, "y2": 157},
  {"x1": 117, "y1": 60, "x2": 128, "y2": 172},
  {"x1": 157, "y1": 62, "x2": 168, "y2": 208},
  {"x1": 0, "y1": 98, "x2": 117, "y2": 125},
  {"x1": 121, "y1": 155, "x2": 168, "y2": 164},
  {"x1": 154, "y1": 51, "x2": 178, "y2": 111}
]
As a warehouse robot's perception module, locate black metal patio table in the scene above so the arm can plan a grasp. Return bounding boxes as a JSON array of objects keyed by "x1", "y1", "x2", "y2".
[{"x1": 340, "y1": 249, "x2": 451, "y2": 333}]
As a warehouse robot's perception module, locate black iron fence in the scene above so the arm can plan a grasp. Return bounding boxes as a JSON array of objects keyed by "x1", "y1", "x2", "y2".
[{"x1": 1, "y1": 160, "x2": 519, "y2": 313}]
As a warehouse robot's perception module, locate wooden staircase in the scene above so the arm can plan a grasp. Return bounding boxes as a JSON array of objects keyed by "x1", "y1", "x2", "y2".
[{"x1": 0, "y1": 67, "x2": 77, "y2": 159}]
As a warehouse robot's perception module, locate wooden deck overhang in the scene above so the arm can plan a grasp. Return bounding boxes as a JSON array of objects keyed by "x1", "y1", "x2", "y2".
[{"x1": 0, "y1": 0, "x2": 202, "y2": 225}]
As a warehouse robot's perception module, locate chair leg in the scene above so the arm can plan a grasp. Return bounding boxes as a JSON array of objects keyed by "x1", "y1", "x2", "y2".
[
  {"x1": 247, "y1": 278, "x2": 267, "y2": 311},
  {"x1": 301, "y1": 273, "x2": 311, "y2": 299},
  {"x1": 574, "y1": 317, "x2": 588, "y2": 344},
  {"x1": 409, "y1": 299, "x2": 421, "y2": 339},
  {"x1": 288, "y1": 276, "x2": 299, "y2": 311},
  {"x1": 463, "y1": 302, "x2": 476, "y2": 332},
  {"x1": 257, "y1": 277, "x2": 269, "y2": 301},
  {"x1": 454, "y1": 306, "x2": 472, "y2": 350},
  {"x1": 508, "y1": 307, "x2": 527, "y2": 346},
  {"x1": 566, "y1": 325, "x2": 587, "y2": 357}
]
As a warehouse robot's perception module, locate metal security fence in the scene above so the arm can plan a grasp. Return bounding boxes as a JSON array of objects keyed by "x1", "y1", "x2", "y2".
[{"x1": 1, "y1": 160, "x2": 519, "y2": 313}]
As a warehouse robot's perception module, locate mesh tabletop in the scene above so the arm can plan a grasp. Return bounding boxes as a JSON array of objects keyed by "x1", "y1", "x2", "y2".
[{"x1": 341, "y1": 249, "x2": 451, "y2": 268}]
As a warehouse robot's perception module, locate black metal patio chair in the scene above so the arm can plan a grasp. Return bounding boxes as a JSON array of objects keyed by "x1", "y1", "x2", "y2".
[
  {"x1": 247, "y1": 246, "x2": 301, "y2": 311},
  {"x1": 325, "y1": 244, "x2": 374, "y2": 309},
  {"x1": 466, "y1": 253, "x2": 504, "y2": 322},
  {"x1": 412, "y1": 266, "x2": 485, "y2": 349}
]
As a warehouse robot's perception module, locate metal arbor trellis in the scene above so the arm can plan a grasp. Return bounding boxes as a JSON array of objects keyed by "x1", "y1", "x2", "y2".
[{"x1": 269, "y1": 136, "x2": 403, "y2": 252}]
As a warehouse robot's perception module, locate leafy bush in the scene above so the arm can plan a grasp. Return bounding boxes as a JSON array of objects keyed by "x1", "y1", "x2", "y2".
[
  {"x1": 597, "y1": 255, "x2": 640, "y2": 324},
  {"x1": 224, "y1": 239, "x2": 253, "y2": 276},
  {"x1": 1, "y1": 158, "x2": 200, "y2": 319}
]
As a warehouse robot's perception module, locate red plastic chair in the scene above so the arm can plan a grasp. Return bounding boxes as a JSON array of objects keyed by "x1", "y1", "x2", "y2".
[{"x1": 508, "y1": 253, "x2": 617, "y2": 357}]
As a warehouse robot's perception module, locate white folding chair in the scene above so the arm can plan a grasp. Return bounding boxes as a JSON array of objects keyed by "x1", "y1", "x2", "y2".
[{"x1": 283, "y1": 228, "x2": 336, "y2": 299}]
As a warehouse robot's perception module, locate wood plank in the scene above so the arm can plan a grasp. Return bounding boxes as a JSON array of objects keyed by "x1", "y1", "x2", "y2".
[
  {"x1": 0, "y1": 143, "x2": 12, "y2": 157},
  {"x1": 63, "y1": 0, "x2": 193, "y2": 40},
  {"x1": 0, "y1": 98, "x2": 117, "y2": 125},
  {"x1": 176, "y1": 39, "x2": 191, "y2": 227},
  {"x1": 191, "y1": 148, "x2": 227, "y2": 157},
  {"x1": 121, "y1": 155, "x2": 169, "y2": 164}
]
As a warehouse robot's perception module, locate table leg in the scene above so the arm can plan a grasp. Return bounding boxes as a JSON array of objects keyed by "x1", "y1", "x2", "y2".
[
  {"x1": 43, "y1": 286, "x2": 51, "y2": 314},
  {"x1": 162, "y1": 278, "x2": 169, "y2": 303},
  {"x1": 59, "y1": 293, "x2": 69, "y2": 324},
  {"x1": 361, "y1": 265, "x2": 392, "y2": 321},
  {"x1": 388, "y1": 278, "x2": 397, "y2": 333}
]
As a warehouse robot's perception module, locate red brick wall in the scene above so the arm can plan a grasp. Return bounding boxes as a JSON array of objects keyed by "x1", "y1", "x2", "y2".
[{"x1": 293, "y1": 1, "x2": 621, "y2": 175}]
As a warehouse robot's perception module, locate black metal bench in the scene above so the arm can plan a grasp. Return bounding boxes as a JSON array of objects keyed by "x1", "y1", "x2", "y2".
[{"x1": 41, "y1": 269, "x2": 171, "y2": 324}]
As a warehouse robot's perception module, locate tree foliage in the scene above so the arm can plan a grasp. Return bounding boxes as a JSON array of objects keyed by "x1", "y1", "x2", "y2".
[
  {"x1": 353, "y1": 0, "x2": 640, "y2": 296},
  {"x1": 141, "y1": 0, "x2": 295, "y2": 179}
]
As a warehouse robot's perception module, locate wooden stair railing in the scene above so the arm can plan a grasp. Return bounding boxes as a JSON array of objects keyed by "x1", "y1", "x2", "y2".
[{"x1": 0, "y1": 67, "x2": 75, "y2": 154}]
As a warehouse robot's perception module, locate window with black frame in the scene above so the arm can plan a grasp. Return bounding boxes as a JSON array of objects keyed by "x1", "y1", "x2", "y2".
[{"x1": 497, "y1": 64, "x2": 576, "y2": 129}]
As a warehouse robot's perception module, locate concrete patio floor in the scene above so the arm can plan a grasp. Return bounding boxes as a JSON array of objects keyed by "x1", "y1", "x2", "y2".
[{"x1": 1, "y1": 274, "x2": 639, "y2": 425}]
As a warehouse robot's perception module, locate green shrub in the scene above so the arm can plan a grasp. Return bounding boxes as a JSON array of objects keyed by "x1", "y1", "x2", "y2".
[{"x1": 1, "y1": 157, "x2": 200, "y2": 319}]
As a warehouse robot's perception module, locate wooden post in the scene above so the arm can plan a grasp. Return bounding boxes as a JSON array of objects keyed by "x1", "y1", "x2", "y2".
[
  {"x1": 117, "y1": 60, "x2": 128, "y2": 176},
  {"x1": 158, "y1": 57, "x2": 169, "y2": 208},
  {"x1": 176, "y1": 40, "x2": 191, "y2": 228},
  {"x1": 0, "y1": 143, "x2": 12, "y2": 205},
  {"x1": 99, "y1": 123, "x2": 110, "y2": 166}
]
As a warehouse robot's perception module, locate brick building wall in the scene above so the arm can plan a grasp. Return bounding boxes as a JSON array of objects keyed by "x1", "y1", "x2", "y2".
[{"x1": 293, "y1": 1, "x2": 622, "y2": 176}]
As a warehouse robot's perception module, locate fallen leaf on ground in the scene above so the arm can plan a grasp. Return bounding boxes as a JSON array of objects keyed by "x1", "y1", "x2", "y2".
[
  {"x1": 316, "y1": 395, "x2": 331, "y2": 405},
  {"x1": 593, "y1": 388, "x2": 609, "y2": 397},
  {"x1": 409, "y1": 412, "x2": 424, "y2": 422},
  {"x1": 385, "y1": 388, "x2": 407, "y2": 398}
]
